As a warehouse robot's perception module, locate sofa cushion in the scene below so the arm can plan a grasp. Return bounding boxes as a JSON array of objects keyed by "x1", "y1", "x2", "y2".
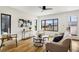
[{"x1": 53, "y1": 35, "x2": 63, "y2": 42}]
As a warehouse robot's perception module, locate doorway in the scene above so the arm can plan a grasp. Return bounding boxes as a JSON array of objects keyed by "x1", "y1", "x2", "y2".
[{"x1": 1, "y1": 13, "x2": 11, "y2": 34}]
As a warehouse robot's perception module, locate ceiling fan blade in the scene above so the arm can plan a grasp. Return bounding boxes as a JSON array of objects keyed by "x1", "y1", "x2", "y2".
[{"x1": 45, "y1": 8, "x2": 52, "y2": 10}]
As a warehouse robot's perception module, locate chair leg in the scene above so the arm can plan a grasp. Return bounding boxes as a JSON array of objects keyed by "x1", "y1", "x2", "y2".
[
  {"x1": 46, "y1": 50, "x2": 48, "y2": 52},
  {"x1": 0, "y1": 39, "x2": 4, "y2": 48}
]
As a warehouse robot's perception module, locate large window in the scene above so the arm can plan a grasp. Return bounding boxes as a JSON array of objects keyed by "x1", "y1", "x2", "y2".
[
  {"x1": 41, "y1": 19, "x2": 58, "y2": 31},
  {"x1": 69, "y1": 16, "x2": 78, "y2": 36}
]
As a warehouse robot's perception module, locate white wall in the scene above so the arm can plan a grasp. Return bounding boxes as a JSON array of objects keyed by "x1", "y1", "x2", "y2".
[
  {"x1": 37, "y1": 10, "x2": 79, "y2": 36},
  {"x1": 0, "y1": 6, "x2": 36, "y2": 41}
]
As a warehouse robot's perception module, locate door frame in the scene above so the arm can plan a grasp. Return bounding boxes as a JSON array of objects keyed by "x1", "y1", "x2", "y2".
[{"x1": 1, "y1": 13, "x2": 11, "y2": 34}]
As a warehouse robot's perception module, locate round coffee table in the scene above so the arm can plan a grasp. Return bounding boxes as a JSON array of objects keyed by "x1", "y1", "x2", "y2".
[{"x1": 33, "y1": 37, "x2": 44, "y2": 47}]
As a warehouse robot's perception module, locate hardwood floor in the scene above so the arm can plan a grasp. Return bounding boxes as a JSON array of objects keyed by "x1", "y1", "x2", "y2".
[{"x1": 0, "y1": 38, "x2": 46, "y2": 52}]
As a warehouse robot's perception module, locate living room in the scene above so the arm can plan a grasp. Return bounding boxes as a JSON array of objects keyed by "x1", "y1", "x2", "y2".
[{"x1": 0, "y1": 6, "x2": 79, "y2": 52}]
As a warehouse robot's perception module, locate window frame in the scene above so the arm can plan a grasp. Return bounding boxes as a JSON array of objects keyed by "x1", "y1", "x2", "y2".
[{"x1": 41, "y1": 18, "x2": 58, "y2": 32}]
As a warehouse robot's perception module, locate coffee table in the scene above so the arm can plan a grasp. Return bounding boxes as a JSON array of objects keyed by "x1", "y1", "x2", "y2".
[{"x1": 33, "y1": 37, "x2": 44, "y2": 47}]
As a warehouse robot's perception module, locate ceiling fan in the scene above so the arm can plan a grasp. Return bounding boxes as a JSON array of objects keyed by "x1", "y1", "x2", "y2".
[{"x1": 40, "y1": 6, "x2": 53, "y2": 12}]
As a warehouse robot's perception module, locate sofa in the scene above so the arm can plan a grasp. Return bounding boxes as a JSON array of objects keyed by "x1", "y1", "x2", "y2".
[{"x1": 46, "y1": 39, "x2": 71, "y2": 52}]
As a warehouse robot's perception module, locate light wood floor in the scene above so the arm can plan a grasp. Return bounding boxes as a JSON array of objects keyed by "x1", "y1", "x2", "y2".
[{"x1": 0, "y1": 38, "x2": 46, "y2": 52}]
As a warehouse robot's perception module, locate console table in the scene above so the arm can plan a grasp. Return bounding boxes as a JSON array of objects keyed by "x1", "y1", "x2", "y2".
[{"x1": 22, "y1": 30, "x2": 32, "y2": 40}]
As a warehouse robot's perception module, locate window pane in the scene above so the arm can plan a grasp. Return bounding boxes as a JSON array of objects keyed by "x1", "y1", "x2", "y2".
[
  {"x1": 54, "y1": 26, "x2": 58, "y2": 31},
  {"x1": 69, "y1": 16, "x2": 78, "y2": 35},
  {"x1": 46, "y1": 20, "x2": 53, "y2": 26},
  {"x1": 54, "y1": 19, "x2": 58, "y2": 25},
  {"x1": 41, "y1": 19, "x2": 58, "y2": 31},
  {"x1": 42, "y1": 20, "x2": 44, "y2": 25},
  {"x1": 70, "y1": 16, "x2": 78, "y2": 26},
  {"x1": 70, "y1": 16, "x2": 77, "y2": 22}
]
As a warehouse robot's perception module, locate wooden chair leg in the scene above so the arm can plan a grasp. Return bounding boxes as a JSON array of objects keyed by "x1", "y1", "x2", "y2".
[
  {"x1": 46, "y1": 50, "x2": 48, "y2": 52},
  {"x1": 16, "y1": 38, "x2": 17, "y2": 47},
  {"x1": 0, "y1": 39, "x2": 4, "y2": 48}
]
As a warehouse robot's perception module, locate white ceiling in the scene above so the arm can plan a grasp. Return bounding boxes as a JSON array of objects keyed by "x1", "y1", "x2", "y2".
[{"x1": 10, "y1": 6, "x2": 79, "y2": 16}]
